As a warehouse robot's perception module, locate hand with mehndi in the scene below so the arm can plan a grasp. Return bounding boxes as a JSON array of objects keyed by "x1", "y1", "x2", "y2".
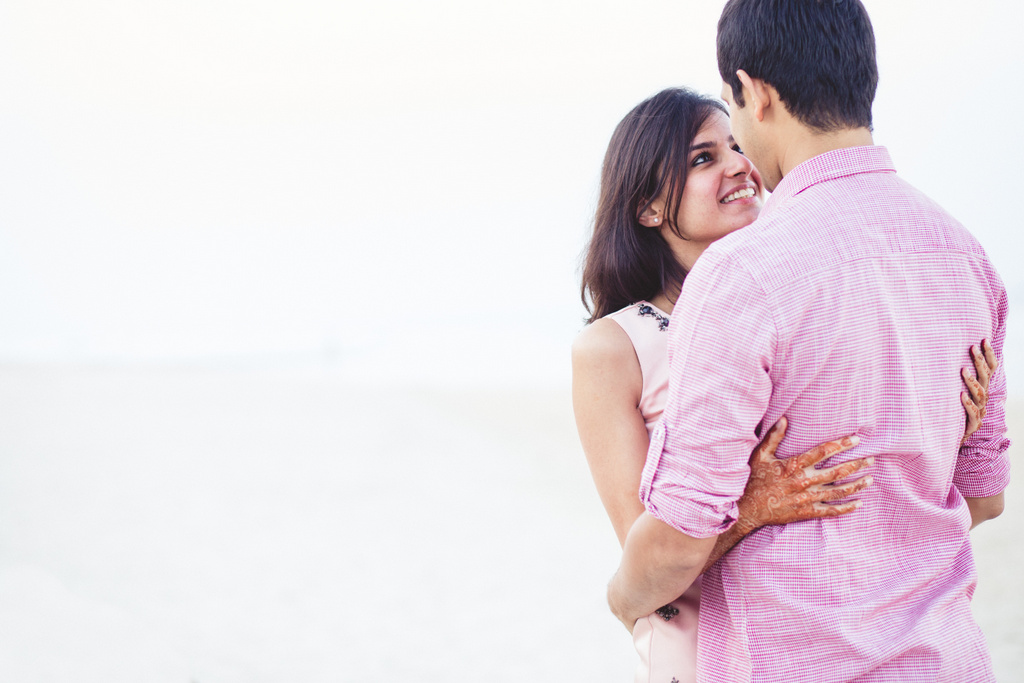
[
  {"x1": 961, "y1": 339, "x2": 997, "y2": 445},
  {"x1": 733, "y1": 417, "x2": 871, "y2": 537}
]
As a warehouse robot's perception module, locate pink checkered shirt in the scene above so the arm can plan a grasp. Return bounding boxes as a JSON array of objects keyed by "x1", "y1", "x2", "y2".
[{"x1": 639, "y1": 146, "x2": 1010, "y2": 682}]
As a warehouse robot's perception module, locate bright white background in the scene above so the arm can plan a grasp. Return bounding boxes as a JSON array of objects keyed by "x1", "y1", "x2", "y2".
[
  {"x1": 1, "y1": 2, "x2": 1022, "y2": 682},
  {"x1": 1, "y1": 0, "x2": 1022, "y2": 388}
]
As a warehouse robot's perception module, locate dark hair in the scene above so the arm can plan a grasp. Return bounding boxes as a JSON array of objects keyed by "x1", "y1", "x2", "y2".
[
  {"x1": 580, "y1": 88, "x2": 727, "y2": 323},
  {"x1": 717, "y1": 0, "x2": 878, "y2": 132}
]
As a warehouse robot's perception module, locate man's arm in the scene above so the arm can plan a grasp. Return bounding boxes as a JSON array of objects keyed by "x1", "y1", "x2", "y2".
[
  {"x1": 607, "y1": 513, "x2": 716, "y2": 631},
  {"x1": 958, "y1": 338, "x2": 1007, "y2": 531},
  {"x1": 954, "y1": 286, "x2": 1012, "y2": 512},
  {"x1": 965, "y1": 493, "x2": 1004, "y2": 529},
  {"x1": 699, "y1": 419, "x2": 869, "y2": 571},
  {"x1": 619, "y1": 254, "x2": 774, "y2": 627}
]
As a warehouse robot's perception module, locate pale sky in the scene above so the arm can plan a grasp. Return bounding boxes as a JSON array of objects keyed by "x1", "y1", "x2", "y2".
[{"x1": 1, "y1": 0, "x2": 1021, "y2": 387}]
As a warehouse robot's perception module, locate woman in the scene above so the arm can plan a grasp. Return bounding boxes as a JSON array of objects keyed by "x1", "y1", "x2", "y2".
[{"x1": 571, "y1": 88, "x2": 995, "y2": 683}]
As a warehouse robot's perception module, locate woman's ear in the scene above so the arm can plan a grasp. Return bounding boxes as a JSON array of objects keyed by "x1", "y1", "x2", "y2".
[{"x1": 637, "y1": 201, "x2": 665, "y2": 228}]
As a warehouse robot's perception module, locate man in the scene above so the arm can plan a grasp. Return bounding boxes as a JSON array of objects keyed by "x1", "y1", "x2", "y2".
[{"x1": 606, "y1": 1, "x2": 1010, "y2": 681}]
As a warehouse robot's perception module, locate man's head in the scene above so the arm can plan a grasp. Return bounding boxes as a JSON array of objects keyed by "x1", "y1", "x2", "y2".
[{"x1": 717, "y1": 0, "x2": 878, "y2": 186}]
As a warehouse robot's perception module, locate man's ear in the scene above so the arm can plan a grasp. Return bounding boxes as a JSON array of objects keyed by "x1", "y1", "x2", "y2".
[
  {"x1": 736, "y1": 69, "x2": 772, "y2": 122},
  {"x1": 637, "y1": 200, "x2": 665, "y2": 228}
]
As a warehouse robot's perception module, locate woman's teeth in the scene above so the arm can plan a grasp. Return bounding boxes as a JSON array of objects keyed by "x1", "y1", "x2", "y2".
[{"x1": 721, "y1": 187, "x2": 756, "y2": 204}]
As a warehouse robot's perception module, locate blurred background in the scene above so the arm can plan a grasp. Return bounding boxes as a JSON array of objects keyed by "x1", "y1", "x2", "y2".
[{"x1": 0, "y1": 0, "x2": 1021, "y2": 681}]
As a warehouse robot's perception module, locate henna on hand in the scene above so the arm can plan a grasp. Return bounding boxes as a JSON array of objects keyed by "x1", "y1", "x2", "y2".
[
  {"x1": 700, "y1": 418, "x2": 871, "y2": 573},
  {"x1": 734, "y1": 417, "x2": 871, "y2": 536},
  {"x1": 961, "y1": 339, "x2": 997, "y2": 444}
]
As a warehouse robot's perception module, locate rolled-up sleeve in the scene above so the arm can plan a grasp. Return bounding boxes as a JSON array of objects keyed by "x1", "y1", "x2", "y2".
[
  {"x1": 954, "y1": 284, "x2": 1012, "y2": 498},
  {"x1": 639, "y1": 249, "x2": 776, "y2": 538}
]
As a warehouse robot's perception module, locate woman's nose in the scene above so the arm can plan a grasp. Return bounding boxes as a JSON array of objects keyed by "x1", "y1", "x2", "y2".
[{"x1": 726, "y1": 149, "x2": 753, "y2": 177}]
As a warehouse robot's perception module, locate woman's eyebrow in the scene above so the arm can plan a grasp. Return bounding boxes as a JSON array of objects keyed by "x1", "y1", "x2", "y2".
[{"x1": 688, "y1": 140, "x2": 716, "y2": 152}]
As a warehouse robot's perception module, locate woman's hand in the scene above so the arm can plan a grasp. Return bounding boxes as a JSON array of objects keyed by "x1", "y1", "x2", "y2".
[
  {"x1": 961, "y1": 339, "x2": 997, "y2": 445},
  {"x1": 733, "y1": 417, "x2": 872, "y2": 536}
]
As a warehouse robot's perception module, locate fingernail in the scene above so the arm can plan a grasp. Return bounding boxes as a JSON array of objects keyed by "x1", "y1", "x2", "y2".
[
  {"x1": 854, "y1": 500, "x2": 863, "y2": 508},
  {"x1": 866, "y1": 456, "x2": 875, "y2": 465},
  {"x1": 865, "y1": 476, "x2": 873, "y2": 485},
  {"x1": 849, "y1": 435, "x2": 860, "y2": 446}
]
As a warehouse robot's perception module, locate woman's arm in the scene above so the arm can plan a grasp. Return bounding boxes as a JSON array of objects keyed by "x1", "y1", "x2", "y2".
[
  {"x1": 572, "y1": 322, "x2": 873, "y2": 554},
  {"x1": 579, "y1": 330, "x2": 999, "y2": 583},
  {"x1": 572, "y1": 319, "x2": 649, "y2": 548},
  {"x1": 701, "y1": 418, "x2": 870, "y2": 572},
  {"x1": 705, "y1": 339, "x2": 1002, "y2": 567}
]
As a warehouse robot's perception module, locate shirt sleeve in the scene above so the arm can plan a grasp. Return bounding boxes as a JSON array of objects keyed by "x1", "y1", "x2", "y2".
[
  {"x1": 954, "y1": 281, "x2": 1011, "y2": 498},
  {"x1": 639, "y1": 248, "x2": 776, "y2": 538}
]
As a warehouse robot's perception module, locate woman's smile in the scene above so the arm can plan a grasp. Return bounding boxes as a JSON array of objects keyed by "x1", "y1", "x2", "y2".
[
  {"x1": 720, "y1": 186, "x2": 757, "y2": 204},
  {"x1": 658, "y1": 110, "x2": 764, "y2": 269}
]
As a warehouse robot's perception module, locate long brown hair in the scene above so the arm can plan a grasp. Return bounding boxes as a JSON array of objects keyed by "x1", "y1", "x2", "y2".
[{"x1": 580, "y1": 88, "x2": 727, "y2": 323}]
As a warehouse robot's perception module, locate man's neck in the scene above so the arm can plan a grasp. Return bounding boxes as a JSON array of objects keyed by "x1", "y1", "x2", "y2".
[{"x1": 779, "y1": 126, "x2": 875, "y2": 179}]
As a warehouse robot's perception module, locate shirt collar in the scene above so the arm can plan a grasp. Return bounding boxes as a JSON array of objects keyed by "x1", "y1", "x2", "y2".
[{"x1": 761, "y1": 145, "x2": 896, "y2": 215}]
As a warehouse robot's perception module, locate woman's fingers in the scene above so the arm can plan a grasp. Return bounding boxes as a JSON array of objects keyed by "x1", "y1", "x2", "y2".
[
  {"x1": 971, "y1": 342, "x2": 998, "y2": 390},
  {"x1": 808, "y1": 474, "x2": 873, "y2": 502},
  {"x1": 961, "y1": 368, "x2": 987, "y2": 407},
  {"x1": 791, "y1": 435, "x2": 860, "y2": 470},
  {"x1": 804, "y1": 453, "x2": 873, "y2": 485},
  {"x1": 962, "y1": 391, "x2": 982, "y2": 436},
  {"x1": 960, "y1": 339, "x2": 995, "y2": 444},
  {"x1": 751, "y1": 417, "x2": 788, "y2": 463},
  {"x1": 970, "y1": 345, "x2": 990, "y2": 387},
  {"x1": 808, "y1": 500, "x2": 863, "y2": 518},
  {"x1": 982, "y1": 338, "x2": 998, "y2": 373},
  {"x1": 785, "y1": 497, "x2": 865, "y2": 523}
]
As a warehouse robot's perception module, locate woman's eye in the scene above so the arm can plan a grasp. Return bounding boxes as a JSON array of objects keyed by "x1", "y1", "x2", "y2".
[
  {"x1": 732, "y1": 144, "x2": 745, "y2": 155},
  {"x1": 691, "y1": 152, "x2": 712, "y2": 167}
]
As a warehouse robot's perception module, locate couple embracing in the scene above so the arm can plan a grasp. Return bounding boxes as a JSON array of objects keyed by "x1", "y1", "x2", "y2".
[{"x1": 573, "y1": 0, "x2": 1009, "y2": 681}]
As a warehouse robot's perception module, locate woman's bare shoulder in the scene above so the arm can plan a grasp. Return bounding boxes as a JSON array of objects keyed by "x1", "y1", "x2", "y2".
[
  {"x1": 572, "y1": 318, "x2": 642, "y2": 395},
  {"x1": 572, "y1": 318, "x2": 634, "y2": 363}
]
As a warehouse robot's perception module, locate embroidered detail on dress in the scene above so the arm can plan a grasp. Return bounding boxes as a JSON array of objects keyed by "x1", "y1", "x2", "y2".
[
  {"x1": 655, "y1": 604, "x2": 679, "y2": 621},
  {"x1": 671, "y1": 678, "x2": 680, "y2": 683},
  {"x1": 636, "y1": 304, "x2": 670, "y2": 331}
]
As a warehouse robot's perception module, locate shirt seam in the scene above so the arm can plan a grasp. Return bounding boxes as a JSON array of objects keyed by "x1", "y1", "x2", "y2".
[{"x1": 741, "y1": 243, "x2": 996, "y2": 297}]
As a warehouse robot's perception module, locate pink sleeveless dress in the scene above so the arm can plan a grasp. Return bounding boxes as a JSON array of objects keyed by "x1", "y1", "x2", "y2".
[{"x1": 607, "y1": 301, "x2": 700, "y2": 683}]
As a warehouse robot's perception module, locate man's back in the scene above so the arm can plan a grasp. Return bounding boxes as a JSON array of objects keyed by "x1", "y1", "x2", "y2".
[{"x1": 640, "y1": 147, "x2": 1010, "y2": 682}]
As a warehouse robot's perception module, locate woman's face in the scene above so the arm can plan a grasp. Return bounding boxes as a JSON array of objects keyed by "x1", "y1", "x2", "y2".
[{"x1": 659, "y1": 111, "x2": 764, "y2": 270}]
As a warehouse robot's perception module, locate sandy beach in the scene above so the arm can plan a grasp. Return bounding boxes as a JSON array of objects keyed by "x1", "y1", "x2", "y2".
[{"x1": 0, "y1": 364, "x2": 1020, "y2": 682}]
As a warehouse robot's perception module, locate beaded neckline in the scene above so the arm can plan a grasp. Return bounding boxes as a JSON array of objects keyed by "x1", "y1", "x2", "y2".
[{"x1": 636, "y1": 303, "x2": 670, "y2": 331}]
